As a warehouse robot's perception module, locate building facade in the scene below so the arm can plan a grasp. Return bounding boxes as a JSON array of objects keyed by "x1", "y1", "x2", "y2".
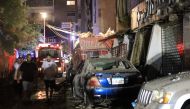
[
  {"x1": 26, "y1": 0, "x2": 55, "y2": 24},
  {"x1": 77, "y1": 0, "x2": 116, "y2": 34},
  {"x1": 92, "y1": 0, "x2": 116, "y2": 34},
  {"x1": 129, "y1": 0, "x2": 190, "y2": 80},
  {"x1": 54, "y1": 0, "x2": 77, "y2": 26}
]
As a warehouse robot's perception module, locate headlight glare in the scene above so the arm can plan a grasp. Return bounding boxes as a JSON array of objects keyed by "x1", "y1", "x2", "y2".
[
  {"x1": 58, "y1": 67, "x2": 62, "y2": 71},
  {"x1": 38, "y1": 67, "x2": 42, "y2": 71},
  {"x1": 152, "y1": 90, "x2": 164, "y2": 101},
  {"x1": 152, "y1": 90, "x2": 172, "y2": 104}
]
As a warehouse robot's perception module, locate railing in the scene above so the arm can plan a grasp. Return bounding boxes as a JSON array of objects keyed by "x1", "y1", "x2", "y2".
[{"x1": 111, "y1": 44, "x2": 128, "y2": 58}]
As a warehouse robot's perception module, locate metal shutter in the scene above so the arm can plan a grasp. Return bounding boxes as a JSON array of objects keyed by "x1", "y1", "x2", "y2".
[{"x1": 161, "y1": 22, "x2": 183, "y2": 75}]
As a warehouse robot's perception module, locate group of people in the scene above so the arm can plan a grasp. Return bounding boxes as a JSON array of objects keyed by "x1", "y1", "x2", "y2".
[{"x1": 13, "y1": 54, "x2": 58, "y2": 103}]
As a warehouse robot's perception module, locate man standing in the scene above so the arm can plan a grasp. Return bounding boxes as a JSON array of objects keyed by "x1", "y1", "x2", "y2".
[
  {"x1": 13, "y1": 57, "x2": 23, "y2": 99},
  {"x1": 41, "y1": 55, "x2": 57, "y2": 102},
  {"x1": 20, "y1": 54, "x2": 37, "y2": 102}
]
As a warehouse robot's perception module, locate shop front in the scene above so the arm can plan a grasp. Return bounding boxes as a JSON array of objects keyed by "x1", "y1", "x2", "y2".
[{"x1": 130, "y1": 0, "x2": 186, "y2": 80}]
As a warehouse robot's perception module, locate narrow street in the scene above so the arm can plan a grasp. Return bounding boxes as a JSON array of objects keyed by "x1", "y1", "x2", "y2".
[
  {"x1": 0, "y1": 78, "x2": 131, "y2": 109},
  {"x1": 0, "y1": 78, "x2": 77, "y2": 109}
]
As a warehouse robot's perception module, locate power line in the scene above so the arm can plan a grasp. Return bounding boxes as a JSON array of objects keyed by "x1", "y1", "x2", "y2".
[
  {"x1": 46, "y1": 24, "x2": 78, "y2": 36},
  {"x1": 48, "y1": 27, "x2": 69, "y2": 40}
]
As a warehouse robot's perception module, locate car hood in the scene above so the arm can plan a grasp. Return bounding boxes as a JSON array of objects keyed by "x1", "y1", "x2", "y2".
[{"x1": 143, "y1": 71, "x2": 190, "y2": 90}]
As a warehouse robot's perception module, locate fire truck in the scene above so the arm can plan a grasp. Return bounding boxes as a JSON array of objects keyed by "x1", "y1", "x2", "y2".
[{"x1": 35, "y1": 43, "x2": 64, "y2": 74}]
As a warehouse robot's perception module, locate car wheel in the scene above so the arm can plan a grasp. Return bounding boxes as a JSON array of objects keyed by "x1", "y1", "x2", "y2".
[
  {"x1": 182, "y1": 104, "x2": 190, "y2": 109},
  {"x1": 181, "y1": 100, "x2": 190, "y2": 109}
]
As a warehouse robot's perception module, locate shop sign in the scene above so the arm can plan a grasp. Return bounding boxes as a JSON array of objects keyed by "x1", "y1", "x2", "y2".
[
  {"x1": 131, "y1": 0, "x2": 179, "y2": 29},
  {"x1": 61, "y1": 22, "x2": 72, "y2": 30}
]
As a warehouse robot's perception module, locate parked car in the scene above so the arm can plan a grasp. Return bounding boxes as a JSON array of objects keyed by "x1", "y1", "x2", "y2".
[
  {"x1": 72, "y1": 57, "x2": 143, "y2": 107},
  {"x1": 134, "y1": 71, "x2": 190, "y2": 109}
]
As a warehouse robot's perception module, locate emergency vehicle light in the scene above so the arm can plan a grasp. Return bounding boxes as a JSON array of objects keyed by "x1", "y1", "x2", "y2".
[{"x1": 38, "y1": 43, "x2": 50, "y2": 47}]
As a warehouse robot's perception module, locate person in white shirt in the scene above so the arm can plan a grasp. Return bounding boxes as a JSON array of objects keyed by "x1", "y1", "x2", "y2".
[
  {"x1": 13, "y1": 57, "x2": 23, "y2": 98},
  {"x1": 41, "y1": 55, "x2": 57, "y2": 102}
]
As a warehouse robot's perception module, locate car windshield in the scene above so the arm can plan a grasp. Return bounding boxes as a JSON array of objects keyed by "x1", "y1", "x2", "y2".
[
  {"x1": 39, "y1": 48, "x2": 61, "y2": 58},
  {"x1": 91, "y1": 59, "x2": 131, "y2": 71}
]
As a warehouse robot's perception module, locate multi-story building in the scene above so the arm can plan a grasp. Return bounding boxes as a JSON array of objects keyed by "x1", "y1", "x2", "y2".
[
  {"x1": 54, "y1": 0, "x2": 77, "y2": 26},
  {"x1": 26, "y1": 0, "x2": 55, "y2": 24},
  {"x1": 54, "y1": 0, "x2": 77, "y2": 53},
  {"x1": 76, "y1": 0, "x2": 92, "y2": 33},
  {"x1": 77, "y1": 0, "x2": 116, "y2": 34},
  {"x1": 129, "y1": 0, "x2": 190, "y2": 80},
  {"x1": 77, "y1": 0, "x2": 135, "y2": 34},
  {"x1": 25, "y1": 0, "x2": 77, "y2": 45},
  {"x1": 92, "y1": 0, "x2": 116, "y2": 34}
]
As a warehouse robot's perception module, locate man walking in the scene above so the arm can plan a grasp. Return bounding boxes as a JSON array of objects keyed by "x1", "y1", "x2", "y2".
[
  {"x1": 41, "y1": 55, "x2": 57, "y2": 102},
  {"x1": 20, "y1": 54, "x2": 37, "y2": 102},
  {"x1": 13, "y1": 57, "x2": 23, "y2": 99}
]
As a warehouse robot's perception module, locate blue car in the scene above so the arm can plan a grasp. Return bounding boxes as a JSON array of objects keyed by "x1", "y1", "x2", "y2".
[{"x1": 72, "y1": 57, "x2": 143, "y2": 107}]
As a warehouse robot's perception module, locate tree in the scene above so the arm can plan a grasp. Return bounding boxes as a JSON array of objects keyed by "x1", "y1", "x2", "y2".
[{"x1": 0, "y1": 0, "x2": 41, "y2": 54}]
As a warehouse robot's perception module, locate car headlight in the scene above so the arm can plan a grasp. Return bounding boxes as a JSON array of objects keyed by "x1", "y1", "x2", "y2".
[
  {"x1": 38, "y1": 67, "x2": 42, "y2": 71},
  {"x1": 58, "y1": 67, "x2": 62, "y2": 71},
  {"x1": 152, "y1": 90, "x2": 173, "y2": 104}
]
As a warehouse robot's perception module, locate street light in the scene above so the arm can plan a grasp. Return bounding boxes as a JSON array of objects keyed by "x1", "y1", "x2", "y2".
[{"x1": 40, "y1": 12, "x2": 47, "y2": 43}]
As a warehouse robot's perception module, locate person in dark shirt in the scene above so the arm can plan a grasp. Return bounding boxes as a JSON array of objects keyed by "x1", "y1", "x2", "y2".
[{"x1": 20, "y1": 54, "x2": 37, "y2": 102}]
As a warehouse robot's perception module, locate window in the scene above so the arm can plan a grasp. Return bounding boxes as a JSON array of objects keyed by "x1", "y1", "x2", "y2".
[
  {"x1": 39, "y1": 48, "x2": 61, "y2": 58},
  {"x1": 67, "y1": 1, "x2": 75, "y2": 5},
  {"x1": 67, "y1": 12, "x2": 76, "y2": 17},
  {"x1": 47, "y1": 0, "x2": 53, "y2": 5},
  {"x1": 91, "y1": 59, "x2": 131, "y2": 71}
]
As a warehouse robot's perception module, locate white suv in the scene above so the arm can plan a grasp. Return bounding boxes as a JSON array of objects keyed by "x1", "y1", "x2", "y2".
[{"x1": 135, "y1": 71, "x2": 190, "y2": 109}]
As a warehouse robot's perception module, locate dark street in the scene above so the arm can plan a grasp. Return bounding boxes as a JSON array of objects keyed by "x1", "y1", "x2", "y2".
[
  {"x1": 0, "y1": 77, "x2": 134, "y2": 109},
  {"x1": 1, "y1": 0, "x2": 190, "y2": 109},
  {"x1": 0, "y1": 78, "x2": 76, "y2": 109},
  {"x1": 0, "y1": 79, "x2": 131, "y2": 109}
]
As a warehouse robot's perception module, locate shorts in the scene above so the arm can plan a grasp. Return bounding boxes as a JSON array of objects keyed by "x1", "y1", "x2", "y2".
[{"x1": 22, "y1": 81, "x2": 33, "y2": 91}]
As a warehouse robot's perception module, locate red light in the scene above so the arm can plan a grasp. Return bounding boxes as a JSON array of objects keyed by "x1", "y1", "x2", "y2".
[
  {"x1": 176, "y1": 43, "x2": 184, "y2": 56},
  {"x1": 100, "y1": 50, "x2": 108, "y2": 55},
  {"x1": 87, "y1": 76, "x2": 101, "y2": 88},
  {"x1": 50, "y1": 45, "x2": 54, "y2": 48}
]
